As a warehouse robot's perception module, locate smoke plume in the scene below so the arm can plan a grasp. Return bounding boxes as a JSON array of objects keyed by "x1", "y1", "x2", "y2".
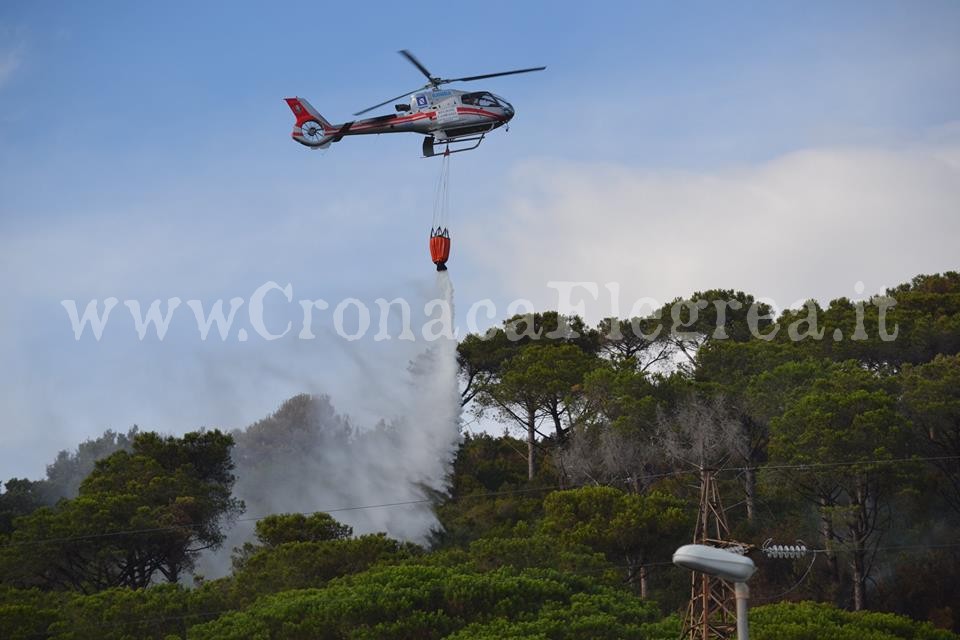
[{"x1": 198, "y1": 273, "x2": 461, "y2": 577}]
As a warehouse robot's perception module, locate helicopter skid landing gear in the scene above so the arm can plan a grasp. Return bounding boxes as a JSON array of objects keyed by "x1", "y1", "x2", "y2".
[{"x1": 422, "y1": 134, "x2": 485, "y2": 158}]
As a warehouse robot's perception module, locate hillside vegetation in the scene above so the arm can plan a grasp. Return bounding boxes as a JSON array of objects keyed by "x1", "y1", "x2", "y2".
[{"x1": 2, "y1": 272, "x2": 959, "y2": 638}]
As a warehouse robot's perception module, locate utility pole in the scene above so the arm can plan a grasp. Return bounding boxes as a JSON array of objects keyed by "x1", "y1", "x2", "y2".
[
  {"x1": 681, "y1": 467, "x2": 744, "y2": 640},
  {"x1": 674, "y1": 545, "x2": 756, "y2": 640}
]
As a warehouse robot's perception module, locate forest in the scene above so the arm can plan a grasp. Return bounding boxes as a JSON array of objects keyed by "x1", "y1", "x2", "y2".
[{"x1": 1, "y1": 271, "x2": 959, "y2": 639}]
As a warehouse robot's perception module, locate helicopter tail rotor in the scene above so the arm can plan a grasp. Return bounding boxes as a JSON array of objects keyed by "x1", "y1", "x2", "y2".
[{"x1": 285, "y1": 97, "x2": 338, "y2": 148}]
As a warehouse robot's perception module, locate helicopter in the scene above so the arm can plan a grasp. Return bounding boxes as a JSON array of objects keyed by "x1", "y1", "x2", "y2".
[{"x1": 285, "y1": 50, "x2": 545, "y2": 157}]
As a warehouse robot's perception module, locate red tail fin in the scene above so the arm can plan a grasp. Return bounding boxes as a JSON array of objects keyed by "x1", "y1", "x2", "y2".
[
  {"x1": 285, "y1": 97, "x2": 337, "y2": 148},
  {"x1": 285, "y1": 97, "x2": 332, "y2": 130}
]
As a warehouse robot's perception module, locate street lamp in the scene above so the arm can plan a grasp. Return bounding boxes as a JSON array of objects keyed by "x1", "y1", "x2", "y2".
[{"x1": 673, "y1": 544, "x2": 757, "y2": 640}]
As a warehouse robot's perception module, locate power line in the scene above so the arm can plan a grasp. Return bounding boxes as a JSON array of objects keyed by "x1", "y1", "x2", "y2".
[
  {"x1": 729, "y1": 454, "x2": 960, "y2": 474},
  {"x1": 0, "y1": 474, "x2": 674, "y2": 548},
  {"x1": 4, "y1": 466, "x2": 698, "y2": 548},
  {"x1": 3, "y1": 455, "x2": 958, "y2": 548}
]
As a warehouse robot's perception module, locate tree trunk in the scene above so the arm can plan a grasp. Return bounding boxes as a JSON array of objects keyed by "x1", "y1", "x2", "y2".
[
  {"x1": 851, "y1": 553, "x2": 865, "y2": 611},
  {"x1": 639, "y1": 565, "x2": 649, "y2": 599},
  {"x1": 818, "y1": 496, "x2": 841, "y2": 601},
  {"x1": 744, "y1": 467, "x2": 756, "y2": 522},
  {"x1": 526, "y1": 405, "x2": 536, "y2": 480},
  {"x1": 550, "y1": 406, "x2": 564, "y2": 440},
  {"x1": 850, "y1": 481, "x2": 869, "y2": 611}
]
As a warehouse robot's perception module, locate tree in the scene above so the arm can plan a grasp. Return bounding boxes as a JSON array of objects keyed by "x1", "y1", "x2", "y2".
[
  {"x1": 0, "y1": 478, "x2": 48, "y2": 536},
  {"x1": 231, "y1": 533, "x2": 412, "y2": 605},
  {"x1": 560, "y1": 366, "x2": 688, "y2": 492},
  {"x1": 748, "y1": 601, "x2": 956, "y2": 640},
  {"x1": 656, "y1": 394, "x2": 744, "y2": 475},
  {"x1": 768, "y1": 363, "x2": 912, "y2": 610},
  {"x1": 658, "y1": 290, "x2": 775, "y2": 372},
  {"x1": 434, "y1": 434, "x2": 550, "y2": 547},
  {"x1": 231, "y1": 512, "x2": 355, "y2": 572},
  {"x1": 541, "y1": 486, "x2": 689, "y2": 598},
  {"x1": 458, "y1": 312, "x2": 599, "y2": 407},
  {"x1": 43, "y1": 427, "x2": 139, "y2": 501},
  {"x1": 1, "y1": 430, "x2": 243, "y2": 592},
  {"x1": 252, "y1": 512, "x2": 353, "y2": 547},
  {"x1": 0, "y1": 427, "x2": 140, "y2": 535},
  {"x1": 596, "y1": 316, "x2": 676, "y2": 372},
  {"x1": 459, "y1": 313, "x2": 601, "y2": 480},
  {"x1": 735, "y1": 355, "x2": 834, "y2": 522},
  {"x1": 187, "y1": 563, "x2": 663, "y2": 640},
  {"x1": 900, "y1": 354, "x2": 960, "y2": 515},
  {"x1": 771, "y1": 272, "x2": 960, "y2": 372},
  {"x1": 473, "y1": 342, "x2": 600, "y2": 480}
]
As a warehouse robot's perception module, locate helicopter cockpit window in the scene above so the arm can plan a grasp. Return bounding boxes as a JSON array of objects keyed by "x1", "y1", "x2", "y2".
[
  {"x1": 477, "y1": 93, "x2": 500, "y2": 108},
  {"x1": 461, "y1": 92, "x2": 501, "y2": 108},
  {"x1": 493, "y1": 94, "x2": 513, "y2": 111}
]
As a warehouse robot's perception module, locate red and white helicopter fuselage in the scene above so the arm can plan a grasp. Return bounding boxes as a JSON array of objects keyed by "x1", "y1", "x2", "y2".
[{"x1": 286, "y1": 89, "x2": 515, "y2": 157}]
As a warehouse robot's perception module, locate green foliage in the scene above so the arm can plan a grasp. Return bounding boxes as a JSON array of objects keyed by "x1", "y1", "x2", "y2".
[
  {"x1": 0, "y1": 586, "x2": 69, "y2": 640},
  {"x1": 187, "y1": 563, "x2": 654, "y2": 640},
  {"x1": 231, "y1": 534, "x2": 412, "y2": 604},
  {"x1": 445, "y1": 590, "x2": 666, "y2": 639},
  {"x1": 580, "y1": 365, "x2": 659, "y2": 435},
  {"x1": 749, "y1": 601, "x2": 957, "y2": 640},
  {"x1": 0, "y1": 583, "x2": 215, "y2": 640},
  {"x1": 253, "y1": 512, "x2": 353, "y2": 547},
  {"x1": 542, "y1": 487, "x2": 688, "y2": 563},
  {"x1": 0, "y1": 430, "x2": 243, "y2": 591},
  {"x1": 541, "y1": 486, "x2": 689, "y2": 598},
  {"x1": 901, "y1": 354, "x2": 960, "y2": 513},
  {"x1": 43, "y1": 428, "x2": 140, "y2": 502},
  {"x1": 6, "y1": 271, "x2": 960, "y2": 636},
  {"x1": 771, "y1": 272, "x2": 960, "y2": 370},
  {"x1": 0, "y1": 478, "x2": 49, "y2": 535},
  {"x1": 0, "y1": 428, "x2": 139, "y2": 535},
  {"x1": 458, "y1": 312, "x2": 603, "y2": 479},
  {"x1": 434, "y1": 433, "x2": 551, "y2": 546},
  {"x1": 768, "y1": 362, "x2": 908, "y2": 477},
  {"x1": 465, "y1": 531, "x2": 612, "y2": 577}
]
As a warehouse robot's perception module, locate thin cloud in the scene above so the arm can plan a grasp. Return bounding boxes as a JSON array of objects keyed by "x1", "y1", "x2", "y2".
[
  {"x1": 0, "y1": 40, "x2": 23, "y2": 90},
  {"x1": 463, "y1": 139, "x2": 960, "y2": 321}
]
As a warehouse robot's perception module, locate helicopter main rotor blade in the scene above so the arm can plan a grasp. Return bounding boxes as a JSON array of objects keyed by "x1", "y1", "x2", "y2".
[
  {"x1": 399, "y1": 49, "x2": 436, "y2": 83},
  {"x1": 444, "y1": 66, "x2": 547, "y2": 84},
  {"x1": 353, "y1": 87, "x2": 424, "y2": 116}
]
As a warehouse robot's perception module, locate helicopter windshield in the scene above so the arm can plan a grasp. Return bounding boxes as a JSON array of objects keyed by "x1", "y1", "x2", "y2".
[
  {"x1": 461, "y1": 92, "x2": 503, "y2": 108},
  {"x1": 492, "y1": 94, "x2": 513, "y2": 111}
]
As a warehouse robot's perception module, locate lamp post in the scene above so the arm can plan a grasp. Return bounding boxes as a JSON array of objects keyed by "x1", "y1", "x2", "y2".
[{"x1": 673, "y1": 544, "x2": 756, "y2": 640}]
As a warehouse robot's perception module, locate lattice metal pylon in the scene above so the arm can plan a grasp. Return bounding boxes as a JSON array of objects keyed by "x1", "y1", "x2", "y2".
[{"x1": 680, "y1": 468, "x2": 738, "y2": 640}]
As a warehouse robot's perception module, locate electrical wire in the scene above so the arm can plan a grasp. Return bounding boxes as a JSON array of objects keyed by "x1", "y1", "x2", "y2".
[
  {"x1": 753, "y1": 553, "x2": 818, "y2": 604},
  {"x1": 725, "y1": 454, "x2": 959, "y2": 474},
  {"x1": 0, "y1": 470, "x2": 686, "y2": 548},
  {"x1": 6, "y1": 455, "x2": 959, "y2": 636},
  {"x1": 4, "y1": 455, "x2": 958, "y2": 548}
]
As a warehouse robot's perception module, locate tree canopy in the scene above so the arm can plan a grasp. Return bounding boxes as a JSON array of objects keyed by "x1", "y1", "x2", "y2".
[{"x1": 2, "y1": 271, "x2": 959, "y2": 636}]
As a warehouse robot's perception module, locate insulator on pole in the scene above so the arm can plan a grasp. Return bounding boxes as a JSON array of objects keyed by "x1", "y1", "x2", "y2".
[{"x1": 761, "y1": 539, "x2": 810, "y2": 559}]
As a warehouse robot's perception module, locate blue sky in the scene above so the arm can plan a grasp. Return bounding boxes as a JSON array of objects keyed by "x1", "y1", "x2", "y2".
[{"x1": 1, "y1": 1, "x2": 959, "y2": 479}]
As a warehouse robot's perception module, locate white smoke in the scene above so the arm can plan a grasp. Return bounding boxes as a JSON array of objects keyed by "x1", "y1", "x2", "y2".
[{"x1": 197, "y1": 273, "x2": 462, "y2": 578}]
